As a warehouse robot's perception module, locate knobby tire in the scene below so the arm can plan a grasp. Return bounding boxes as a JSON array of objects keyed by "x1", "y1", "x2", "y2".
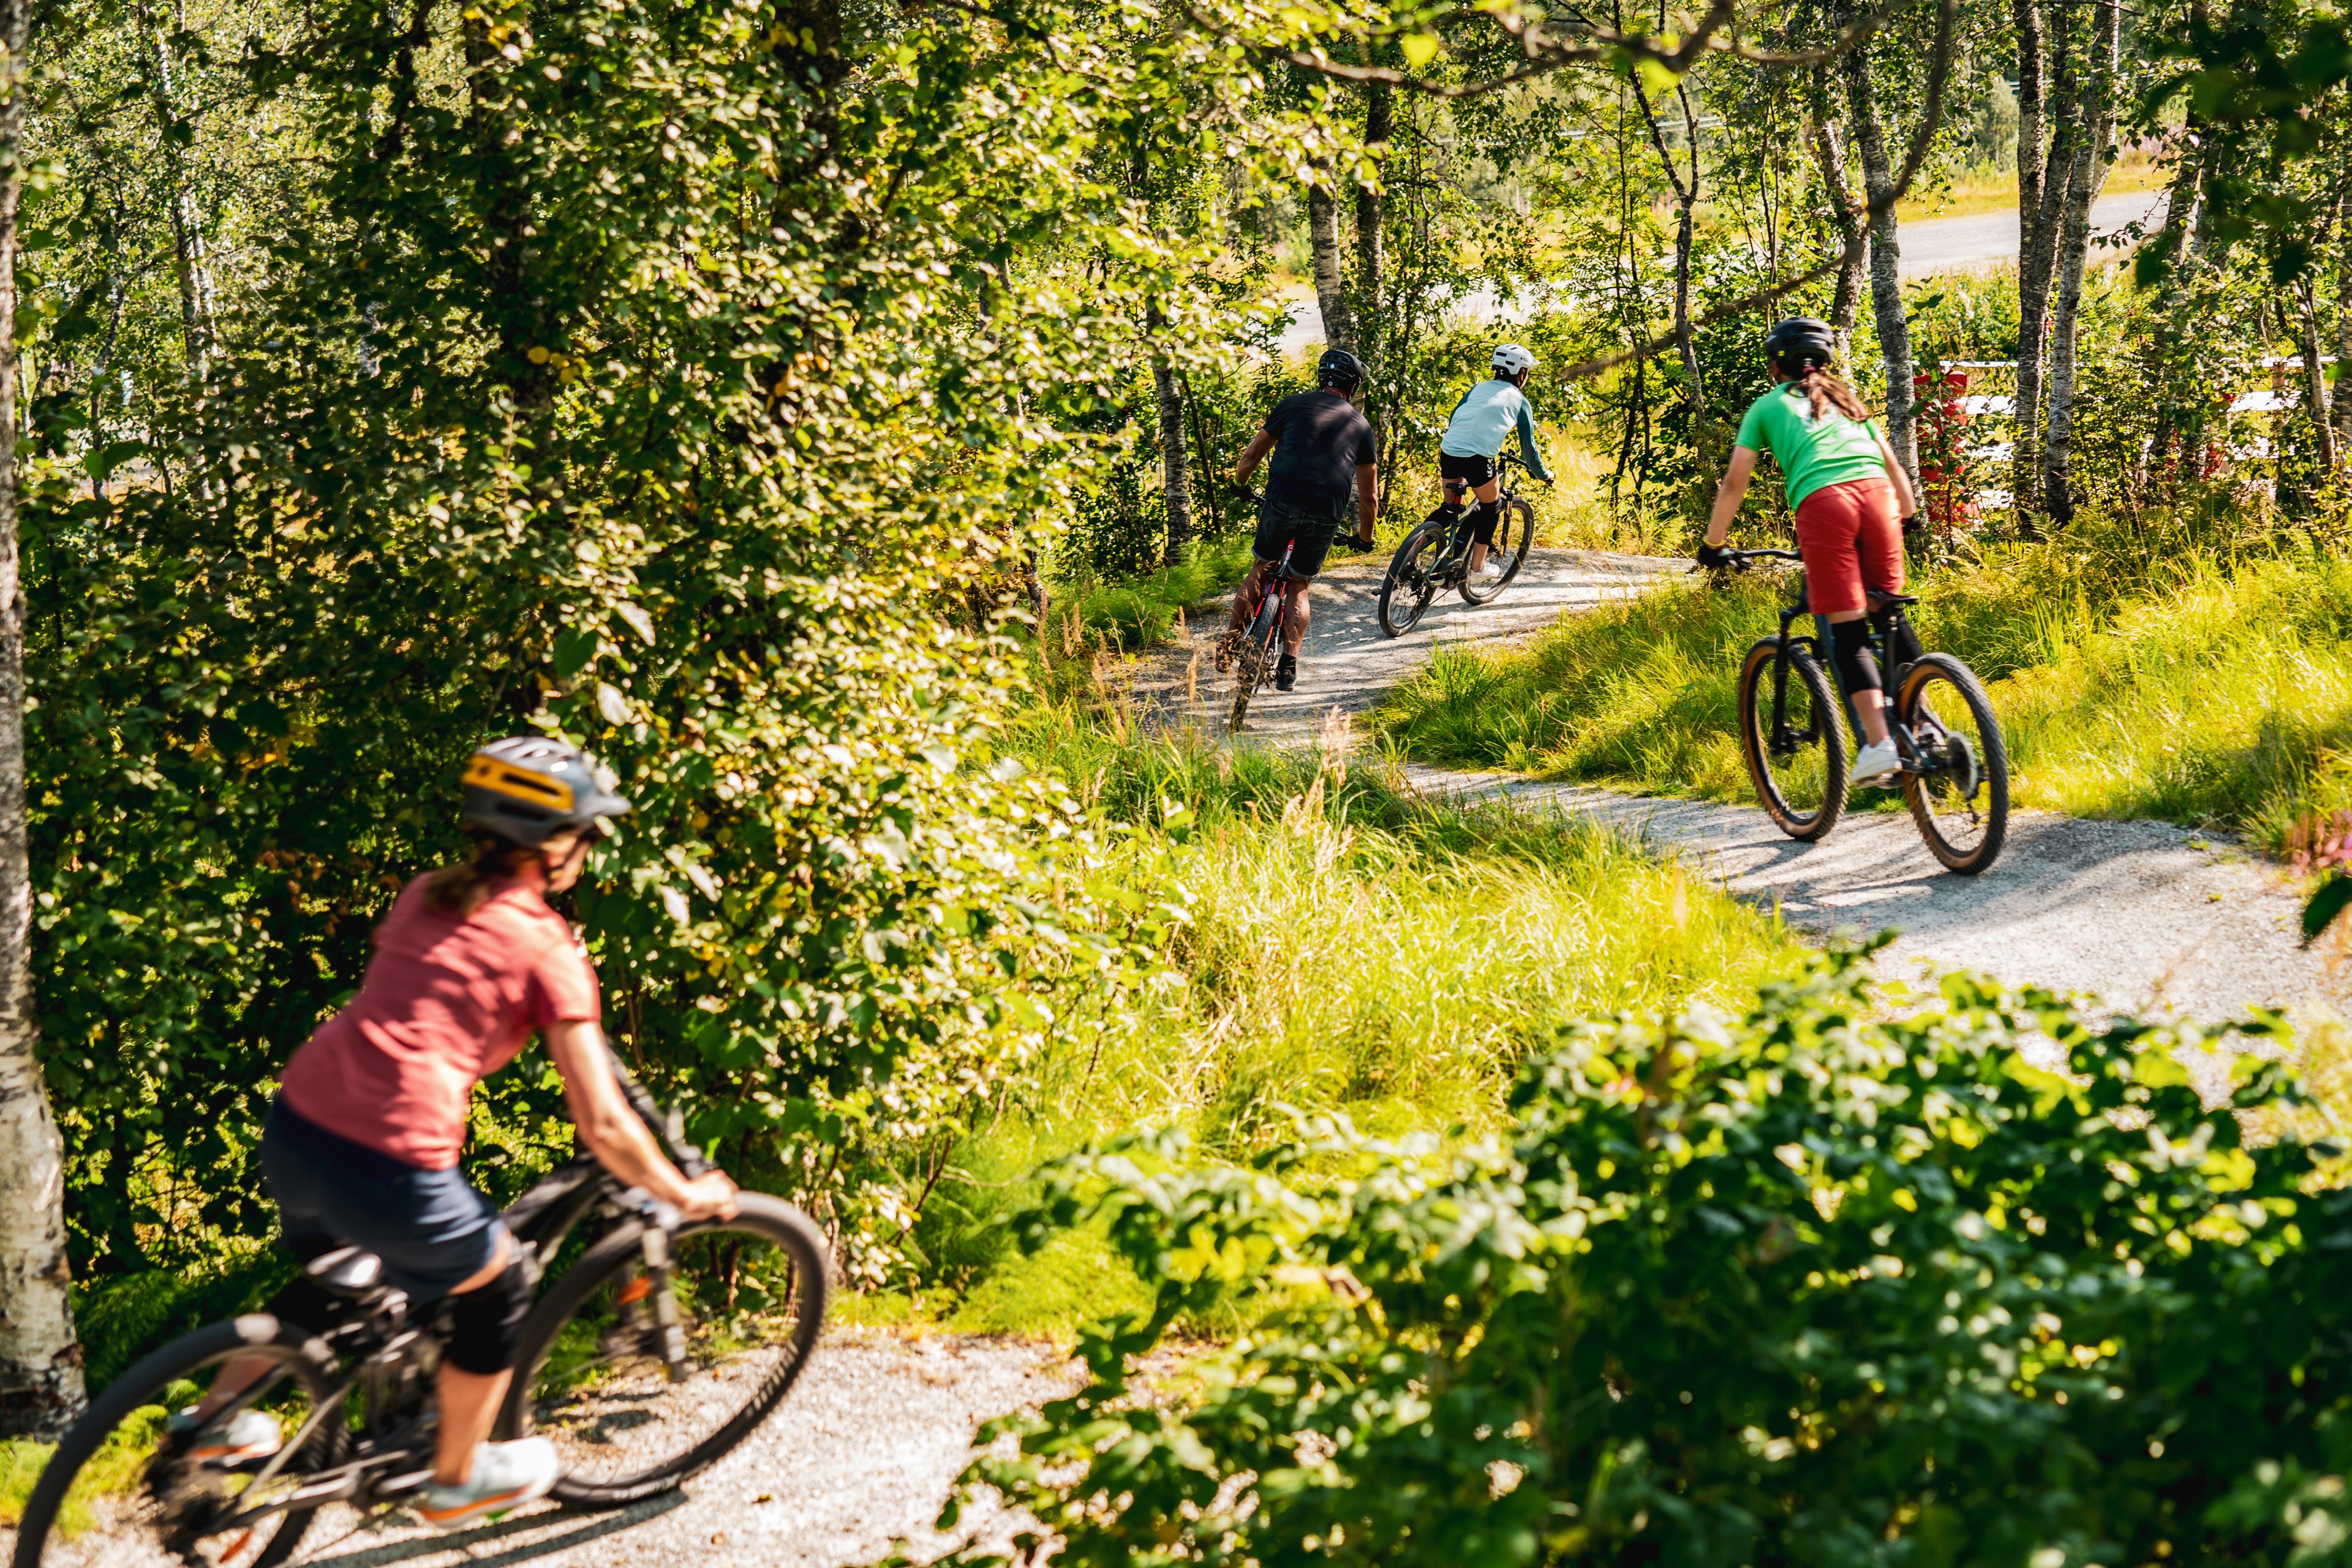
[
  {"x1": 1736, "y1": 638, "x2": 1849, "y2": 842},
  {"x1": 10, "y1": 1318, "x2": 344, "y2": 1568},
  {"x1": 502, "y1": 1193, "x2": 830, "y2": 1509},
  {"x1": 1897, "y1": 653, "x2": 2010, "y2": 874}
]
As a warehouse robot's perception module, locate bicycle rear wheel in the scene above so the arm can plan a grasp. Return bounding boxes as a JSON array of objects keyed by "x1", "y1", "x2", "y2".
[
  {"x1": 1736, "y1": 638, "x2": 1849, "y2": 841},
  {"x1": 1460, "y1": 497, "x2": 1533, "y2": 605},
  {"x1": 1896, "y1": 653, "x2": 2009, "y2": 873},
  {"x1": 502, "y1": 1194, "x2": 831, "y2": 1508},
  {"x1": 1229, "y1": 597, "x2": 1280, "y2": 730},
  {"x1": 9, "y1": 1319, "x2": 344, "y2": 1568},
  {"x1": 1376, "y1": 526, "x2": 1441, "y2": 637}
]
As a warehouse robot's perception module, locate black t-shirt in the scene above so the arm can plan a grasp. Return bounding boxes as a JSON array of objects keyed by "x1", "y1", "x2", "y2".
[{"x1": 1262, "y1": 390, "x2": 1376, "y2": 518}]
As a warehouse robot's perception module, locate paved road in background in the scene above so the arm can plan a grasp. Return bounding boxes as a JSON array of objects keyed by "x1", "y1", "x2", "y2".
[{"x1": 1276, "y1": 189, "x2": 2172, "y2": 353}]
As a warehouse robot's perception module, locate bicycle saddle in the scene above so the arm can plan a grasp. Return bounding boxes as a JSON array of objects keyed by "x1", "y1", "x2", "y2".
[
  {"x1": 304, "y1": 1245, "x2": 388, "y2": 1297},
  {"x1": 1866, "y1": 588, "x2": 1921, "y2": 609}
]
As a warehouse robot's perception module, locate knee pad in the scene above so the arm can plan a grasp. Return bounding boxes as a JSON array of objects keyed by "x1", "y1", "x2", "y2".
[
  {"x1": 1830, "y1": 618, "x2": 1884, "y2": 697},
  {"x1": 1465, "y1": 500, "x2": 1500, "y2": 546},
  {"x1": 444, "y1": 1257, "x2": 532, "y2": 1376}
]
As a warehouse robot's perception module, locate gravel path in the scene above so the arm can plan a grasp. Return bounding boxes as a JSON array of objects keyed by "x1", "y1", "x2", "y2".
[
  {"x1": 1143, "y1": 545, "x2": 2342, "y2": 1025},
  {"x1": 2, "y1": 1332, "x2": 1072, "y2": 1568}
]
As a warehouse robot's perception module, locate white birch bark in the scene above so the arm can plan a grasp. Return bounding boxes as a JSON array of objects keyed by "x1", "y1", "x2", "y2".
[{"x1": 0, "y1": 0, "x2": 85, "y2": 1438}]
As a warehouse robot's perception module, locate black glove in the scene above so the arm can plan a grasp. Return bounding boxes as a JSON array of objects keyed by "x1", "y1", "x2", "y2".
[
  {"x1": 1695, "y1": 541, "x2": 1732, "y2": 570},
  {"x1": 1342, "y1": 532, "x2": 1374, "y2": 552},
  {"x1": 1900, "y1": 512, "x2": 1925, "y2": 540}
]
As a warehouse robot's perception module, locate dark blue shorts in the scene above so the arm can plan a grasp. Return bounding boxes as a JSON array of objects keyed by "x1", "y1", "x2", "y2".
[{"x1": 261, "y1": 1101, "x2": 507, "y2": 1300}]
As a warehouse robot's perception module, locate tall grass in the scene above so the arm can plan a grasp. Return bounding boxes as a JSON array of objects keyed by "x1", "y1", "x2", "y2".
[
  {"x1": 1373, "y1": 530, "x2": 2352, "y2": 851},
  {"x1": 882, "y1": 709, "x2": 1807, "y2": 1338}
]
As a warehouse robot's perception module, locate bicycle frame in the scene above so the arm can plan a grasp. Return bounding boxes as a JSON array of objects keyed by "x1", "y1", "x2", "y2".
[
  {"x1": 1741, "y1": 555, "x2": 1942, "y2": 782},
  {"x1": 1433, "y1": 453, "x2": 1527, "y2": 567}
]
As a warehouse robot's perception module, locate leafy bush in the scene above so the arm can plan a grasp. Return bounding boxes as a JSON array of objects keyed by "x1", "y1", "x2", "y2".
[{"x1": 917, "y1": 951, "x2": 2352, "y2": 1568}]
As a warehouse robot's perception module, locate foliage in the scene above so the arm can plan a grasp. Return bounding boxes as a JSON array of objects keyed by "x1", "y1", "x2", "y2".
[
  {"x1": 21, "y1": 0, "x2": 1318, "y2": 1292},
  {"x1": 914, "y1": 951, "x2": 2345, "y2": 1568}
]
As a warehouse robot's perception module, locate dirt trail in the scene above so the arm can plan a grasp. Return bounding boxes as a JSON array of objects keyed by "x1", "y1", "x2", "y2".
[
  {"x1": 1140, "y1": 547, "x2": 2342, "y2": 1025},
  {"x1": 0, "y1": 1333, "x2": 1072, "y2": 1568}
]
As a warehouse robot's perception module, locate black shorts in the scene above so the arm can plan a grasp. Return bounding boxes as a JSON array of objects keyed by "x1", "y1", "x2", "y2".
[
  {"x1": 1439, "y1": 451, "x2": 1498, "y2": 491},
  {"x1": 262, "y1": 1100, "x2": 507, "y2": 1300},
  {"x1": 1253, "y1": 497, "x2": 1340, "y2": 580}
]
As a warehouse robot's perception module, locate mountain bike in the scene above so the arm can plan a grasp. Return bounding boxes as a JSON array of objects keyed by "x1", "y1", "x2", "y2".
[
  {"x1": 1715, "y1": 547, "x2": 2008, "y2": 873},
  {"x1": 1215, "y1": 497, "x2": 1365, "y2": 733},
  {"x1": 10, "y1": 1058, "x2": 830, "y2": 1568},
  {"x1": 1376, "y1": 453, "x2": 1537, "y2": 637}
]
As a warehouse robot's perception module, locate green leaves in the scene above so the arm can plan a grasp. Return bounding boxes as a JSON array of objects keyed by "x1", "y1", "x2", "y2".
[{"x1": 927, "y1": 954, "x2": 2344, "y2": 1567}]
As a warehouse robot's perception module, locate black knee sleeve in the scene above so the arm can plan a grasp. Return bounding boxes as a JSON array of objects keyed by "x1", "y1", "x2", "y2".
[
  {"x1": 444, "y1": 1257, "x2": 532, "y2": 1376},
  {"x1": 1465, "y1": 500, "x2": 1500, "y2": 546},
  {"x1": 1830, "y1": 618, "x2": 1884, "y2": 697}
]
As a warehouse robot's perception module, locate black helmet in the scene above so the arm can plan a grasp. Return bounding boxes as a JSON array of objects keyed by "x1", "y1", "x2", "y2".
[
  {"x1": 461, "y1": 737, "x2": 633, "y2": 847},
  {"x1": 1316, "y1": 347, "x2": 1365, "y2": 390},
  {"x1": 1764, "y1": 317, "x2": 1837, "y2": 371}
]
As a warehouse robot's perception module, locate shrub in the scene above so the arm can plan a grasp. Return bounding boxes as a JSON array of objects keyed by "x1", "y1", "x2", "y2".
[{"x1": 916, "y1": 951, "x2": 2352, "y2": 1568}]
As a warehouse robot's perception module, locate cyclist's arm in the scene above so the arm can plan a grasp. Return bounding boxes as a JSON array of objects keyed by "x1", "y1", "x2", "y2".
[
  {"x1": 1869, "y1": 427, "x2": 1918, "y2": 516},
  {"x1": 1235, "y1": 429, "x2": 1276, "y2": 484},
  {"x1": 1515, "y1": 401, "x2": 1553, "y2": 483},
  {"x1": 1355, "y1": 462, "x2": 1377, "y2": 541},
  {"x1": 545, "y1": 1019, "x2": 739, "y2": 1220},
  {"x1": 1702, "y1": 445, "x2": 1761, "y2": 548}
]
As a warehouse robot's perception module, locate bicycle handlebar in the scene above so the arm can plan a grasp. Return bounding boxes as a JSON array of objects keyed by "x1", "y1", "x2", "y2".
[{"x1": 1695, "y1": 546, "x2": 1803, "y2": 576}]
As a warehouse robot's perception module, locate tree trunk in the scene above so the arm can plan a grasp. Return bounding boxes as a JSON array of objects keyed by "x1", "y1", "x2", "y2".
[
  {"x1": 1842, "y1": 48, "x2": 1920, "y2": 493},
  {"x1": 2040, "y1": 0, "x2": 2119, "y2": 525},
  {"x1": 2301, "y1": 275, "x2": 2339, "y2": 476},
  {"x1": 2013, "y1": 0, "x2": 2073, "y2": 517},
  {"x1": 1306, "y1": 181, "x2": 1355, "y2": 354},
  {"x1": 1152, "y1": 359, "x2": 1193, "y2": 566},
  {"x1": 1810, "y1": 112, "x2": 1868, "y2": 357},
  {"x1": 0, "y1": 0, "x2": 85, "y2": 1439},
  {"x1": 1354, "y1": 82, "x2": 1390, "y2": 362},
  {"x1": 2335, "y1": 185, "x2": 2352, "y2": 452},
  {"x1": 133, "y1": 0, "x2": 213, "y2": 379}
]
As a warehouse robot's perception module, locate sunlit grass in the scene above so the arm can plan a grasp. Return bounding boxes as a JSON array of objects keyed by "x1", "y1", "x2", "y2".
[
  {"x1": 883, "y1": 712, "x2": 1809, "y2": 1340},
  {"x1": 1371, "y1": 533, "x2": 2352, "y2": 853},
  {"x1": 0, "y1": 1406, "x2": 171, "y2": 1539}
]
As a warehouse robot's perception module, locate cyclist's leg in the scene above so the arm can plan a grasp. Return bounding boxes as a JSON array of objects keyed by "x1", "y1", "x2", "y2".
[
  {"x1": 1796, "y1": 481, "x2": 1892, "y2": 747},
  {"x1": 1439, "y1": 453, "x2": 1501, "y2": 570},
  {"x1": 1855, "y1": 485, "x2": 1923, "y2": 665},
  {"x1": 1279, "y1": 511, "x2": 1338, "y2": 655},
  {"x1": 1464, "y1": 477, "x2": 1504, "y2": 571}
]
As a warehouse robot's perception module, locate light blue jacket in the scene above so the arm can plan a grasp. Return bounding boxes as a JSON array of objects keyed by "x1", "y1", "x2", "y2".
[{"x1": 1440, "y1": 379, "x2": 1552, "y2": 481}]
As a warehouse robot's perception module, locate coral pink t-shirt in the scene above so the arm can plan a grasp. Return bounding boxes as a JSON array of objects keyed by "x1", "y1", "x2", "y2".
[{"x1": 279, "y1": 875, "x2": 601, "y2": 1170}]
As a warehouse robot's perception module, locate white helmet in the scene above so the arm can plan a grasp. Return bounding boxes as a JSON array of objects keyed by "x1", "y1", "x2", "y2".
[{"x1": 1492, "y1": 343, "x2": 1537, "y2": 377}]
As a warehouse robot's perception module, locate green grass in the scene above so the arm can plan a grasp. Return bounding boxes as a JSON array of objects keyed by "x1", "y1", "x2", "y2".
[
  {"x1": 1371, "y1": 530, "x2": 2352, "y2": 853},
  {"x1": 875, "y1": 709, "x2": 1809, "y2": 1340}
]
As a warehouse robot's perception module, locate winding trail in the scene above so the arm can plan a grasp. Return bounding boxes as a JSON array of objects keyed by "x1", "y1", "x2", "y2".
[{"x1": 1140, "y1": 547, "x2": 2343, "y2": 1025}]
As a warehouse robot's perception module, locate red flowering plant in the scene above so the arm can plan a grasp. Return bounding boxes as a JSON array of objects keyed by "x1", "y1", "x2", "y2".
[
  {"x1": 2290, "y1": 807, "x2": 2352, "y2": 951},
  {"x1": 1912, "y1": 367, "x2": 1980, "y2": 548}
]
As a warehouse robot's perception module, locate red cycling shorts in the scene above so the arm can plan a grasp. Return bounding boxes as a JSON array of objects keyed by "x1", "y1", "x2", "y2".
[{"x1": 1793, "y1": 477, "x2": 1902, "y2": 615}]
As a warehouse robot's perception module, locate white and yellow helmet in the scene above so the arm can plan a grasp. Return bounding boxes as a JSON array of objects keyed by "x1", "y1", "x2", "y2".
[
  {"x1": 1492, "y1": 343, "x2": 1537, "y2": 377},
  {"x1": 460, "y1": 737, "x2": 633, "y2": 846}
]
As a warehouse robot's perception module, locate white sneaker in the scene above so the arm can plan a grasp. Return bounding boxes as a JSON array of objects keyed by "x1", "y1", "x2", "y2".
[
  {"x1": 417, "y1": 1439, "x2": 561, "y2": 1530},
  {"x1": 168, "y1": 1406, "x2": 283, "y2": 1464},
  {"x1": 1852, "y1": 738, "x2": 1904, "y2": 784},
  {"x1": 1471, "y1": 560, "x2": 1504, "y2": 584}
]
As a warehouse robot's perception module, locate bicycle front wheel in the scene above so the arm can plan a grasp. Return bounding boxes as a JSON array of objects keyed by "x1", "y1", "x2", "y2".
[
  {"x1": 9, "y1": 1319, "x2": 344, "y2": 1568},
  {"x1": 1897, "y1": 652, "x2": 2010, "y2": 874},
  {"x1": 503, "y1": 1194, "x2": 831, "y2": 1507},
  {"x1": 1736, "y1": 638, "x2": 1849, "y2": 841},
  {"x1": 1376, "y1": 526, "x2": 1441, "y2": 638},
  {"x1": 1460, "y1": 497, "x2": 1533, "y2": 605}
]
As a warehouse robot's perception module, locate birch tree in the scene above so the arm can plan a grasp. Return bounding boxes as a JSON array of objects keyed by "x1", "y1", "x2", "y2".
[
  {"x1": 2039, "y1": 0, "x2": 2120, "y2": 523},
  {"x1": 0, "y1": 0, "x2": 81, "y2": 1440},
  {"x1": 1842, "y1": 42, "x2": 1921, "y2": 492}
]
